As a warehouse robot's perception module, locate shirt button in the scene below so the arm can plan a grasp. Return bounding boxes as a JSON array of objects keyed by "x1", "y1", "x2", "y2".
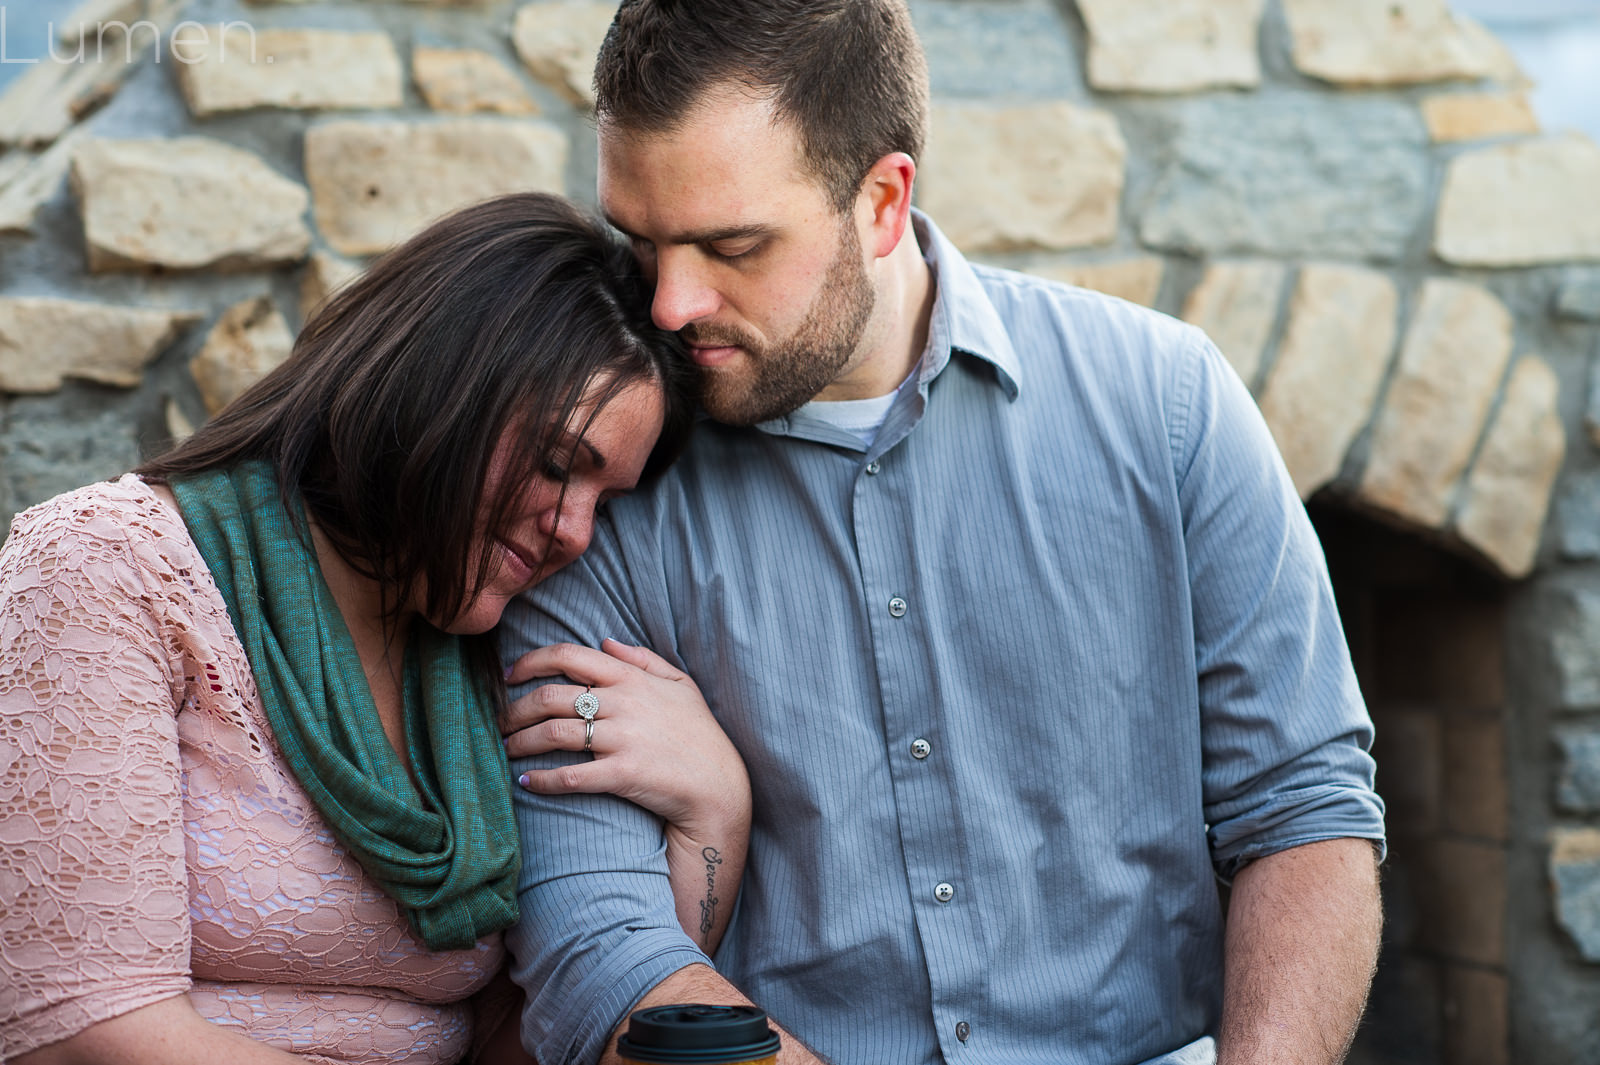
[
  {"x1": 955, "y1": 1021, "x2": 971, "y2": 1043},
  {"x1": 865, "y1": 461, "x2": 881, "y2": 475},
  {"x1": 934, "y1": 882, "x2": 954, "y2": 903},
  {"x1": 910, "y1": 738, "x2": 931, "y2": 760},
  {"x1": 888, "y1": 596, "x2": 908, "y2": 617}
]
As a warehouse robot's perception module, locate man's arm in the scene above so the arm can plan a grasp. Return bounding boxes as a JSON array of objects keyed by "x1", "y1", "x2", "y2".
[
  {"x1": 597, "y1": 966, "x2": 829, "y2": 1065},
  {"x1": 1217, "y1": 838, "x2": 1382, "y2": 1065}
]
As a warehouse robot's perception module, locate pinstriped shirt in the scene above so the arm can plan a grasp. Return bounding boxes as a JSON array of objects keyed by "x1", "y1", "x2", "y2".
[{"x1": 500, "y1": 213, "x2": 1385, "y2": 1065}]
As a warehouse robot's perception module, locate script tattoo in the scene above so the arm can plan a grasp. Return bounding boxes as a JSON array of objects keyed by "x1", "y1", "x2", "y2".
[{"x1": 698, "y1": 846, "x2": 724, "y2": 938}]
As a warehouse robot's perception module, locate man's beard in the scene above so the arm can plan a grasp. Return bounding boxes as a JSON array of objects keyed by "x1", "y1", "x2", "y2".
[{"x1": 685, "y1": 218, "x2": 876, "y2": 426}]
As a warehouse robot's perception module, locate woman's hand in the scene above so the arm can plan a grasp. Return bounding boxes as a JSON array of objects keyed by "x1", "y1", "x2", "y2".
[
  {"x1": 500, "y1": 639, "x2": 751, "y2": 953},
  {"x1": 501, "y1": 639, "x2": 750, "y2": 838}
]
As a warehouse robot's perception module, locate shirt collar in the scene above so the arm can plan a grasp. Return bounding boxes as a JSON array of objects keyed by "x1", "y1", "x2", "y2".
[{"x1": 912, "y1": 209, "x2": 1022, "y2": 401}]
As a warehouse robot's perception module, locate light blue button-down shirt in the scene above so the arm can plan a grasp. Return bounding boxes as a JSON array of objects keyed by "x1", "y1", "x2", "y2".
[{"x1": 500, "y1": 213, "x2": 1385, "y2": 1065}]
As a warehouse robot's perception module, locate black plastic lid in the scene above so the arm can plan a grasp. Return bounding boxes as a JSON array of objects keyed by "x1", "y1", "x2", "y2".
[{"x1": 616, "y1": 1004, "x2": 782, "y2": 1064}]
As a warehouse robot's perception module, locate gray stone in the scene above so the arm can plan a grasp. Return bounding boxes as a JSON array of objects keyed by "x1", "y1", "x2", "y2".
[
  {"x1": 1139, "y1": 94, "x2": 1430, "y2": 261},
  {"x1": 0, "y1": 401, "x2": 143, "y2": 523},
  {"x1": 910, "y1": 0, "x2": 1083, "y2": 101},
  {"x1": 1558, "y1": 268, "x2": 1600, "y2": 322},
  {"x1": 1554, "y1": 472, "x2": 1600, "y2": 562},
  {"x1": 1555, "y1": 729, "x2": 1600, "y2": 813},
  {"x1": 1546, "y1": 587, "x2": 1600, "y2": 710},
  {"x1": 1550, "y1": 828, "x2": 1600, "y2": 963},
  {"x1": 1586, "y1": 355, "x2": 1600, "y2": 450}
]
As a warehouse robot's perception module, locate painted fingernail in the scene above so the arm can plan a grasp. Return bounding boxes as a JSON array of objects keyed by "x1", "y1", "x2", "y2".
[
  {"x1": 518, "y1": 773, "x2": 530, "y2": 788},
  {"x1": 503, "y1": 665, "x2": 515, "y2": 680}
]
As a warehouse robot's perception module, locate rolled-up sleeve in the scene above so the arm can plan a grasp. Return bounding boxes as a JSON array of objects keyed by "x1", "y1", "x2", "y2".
[
  {"x1": 499, "y1": 524, "x2": 710, "y2": 1065},
  {"x1": 1169, "y1": 332, "x2": 1387, "y2": 878}
]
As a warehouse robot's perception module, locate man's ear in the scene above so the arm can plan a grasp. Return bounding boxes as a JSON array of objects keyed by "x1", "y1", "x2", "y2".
[{"x1": 858, "y1": 152, "x2": 917, "y2": 260}]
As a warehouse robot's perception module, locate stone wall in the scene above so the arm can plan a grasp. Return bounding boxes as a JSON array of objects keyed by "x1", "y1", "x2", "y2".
[{"x1": 2, "y1": 0, "x2": 1599, "y2": 1060}]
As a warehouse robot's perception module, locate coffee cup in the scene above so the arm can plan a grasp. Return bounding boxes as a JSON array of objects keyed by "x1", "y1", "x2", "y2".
[{"x1": 616, "y1": 1004, "x2": 782, "y2": 1065}]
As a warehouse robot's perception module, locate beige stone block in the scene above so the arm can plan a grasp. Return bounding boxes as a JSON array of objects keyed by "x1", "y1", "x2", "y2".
[
  {"x1": 1552, "y1": 827, "x2": 1600, "y2": 865},
  {"x1": 1418, "y1": 838, "x2": 1506, "y2": 965},
  {"x1": 1257, "y1": 264, "x2": 1397, "y2": 499},
  {"x1": 190, "y1": 297, "x2": 295, "y2": 416},
  {"x1": 1359, "y1": 279, "x2": 1514, "y2": 530},
  {"x1": 1078, "y1": 0, "x2": 1263, "y2": 93},
  {"x1": 299, "y1": 252, "x2": 363, "y2": 322},
  {"x1": 174, "y1": 27, "x2": 403, "y2": 117},
  {"x1": 0, "y1": 52, "x2": 136, "y2": 149},
  {"x1": 0, "y1": 297, "x2": 199, "y2": 394},
  {"x1": 1422, "y1": 91, "x2": 1539, "y2": 143},
  {"x1": 921, "y1": 102, "x2": 1125, "y2": 254},
  {"x1": 304, "y1": 119, "x2": 568, "y2": 257},
  {"x1": 511, "y1": 2, "x2": 615, "y2": 109},
  {"x1": 72, "y1": 136, "x2": 312, "y2": 272},
  {"x1": 1024, "y1": 257, "x2": 1163, "y2": 307},
  {"x1": 0, "y1": 128, "x2": 85, "y2": 235},
  {"x1": 1180, "y1": 260, "x2": 1287, "y2": 387},
  {"x1": 165, "y1": 396, "x2": 195, "y2": 444},
  {"x1": 1456, "y1": 356, "x2": 1565, "y2": 578},
  {"x1": 1283, "y1": 0, "x2": 1504, "y2": 86},
  {"x1": 56, "y1": 0, "x2": 185, "y2": 45},
  {"x1": 1443, "y1": 967, "x2": 1509, "y2": 1065},
  {"x1": 1435, "y1": 135, "x2": 1600, "y2": 267},
  {"x1": 414, "y1": 47, "x2": 538, "y2": 115}
]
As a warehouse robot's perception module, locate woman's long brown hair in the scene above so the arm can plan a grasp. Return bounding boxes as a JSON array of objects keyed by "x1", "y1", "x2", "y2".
[{"x1": 139, "y1": 192, "x2": 693, "y2": 648}]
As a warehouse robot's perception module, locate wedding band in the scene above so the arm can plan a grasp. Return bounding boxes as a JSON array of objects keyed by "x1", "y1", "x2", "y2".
[
  {"x1": 574, "y1": 688, "x2": 599, "y2": 721},
  {"x1": 584, "y1": 718, "x2": 595, "y2": 753}
]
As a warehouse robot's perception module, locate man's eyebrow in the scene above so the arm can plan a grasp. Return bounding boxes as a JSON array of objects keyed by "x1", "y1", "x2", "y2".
[{"x1": 604, "y1": 216, "x2": 772, "y2": 247}]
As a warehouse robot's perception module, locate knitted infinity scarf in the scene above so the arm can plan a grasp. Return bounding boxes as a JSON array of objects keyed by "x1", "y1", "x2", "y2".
[{"x1": 171, "y1": 461, "x2": 518, "y2": 951}]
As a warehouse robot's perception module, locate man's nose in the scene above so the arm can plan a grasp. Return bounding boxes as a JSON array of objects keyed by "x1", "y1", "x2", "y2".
[{"x1": 650, "y1": 251, "x2": 721, "y2": 333}]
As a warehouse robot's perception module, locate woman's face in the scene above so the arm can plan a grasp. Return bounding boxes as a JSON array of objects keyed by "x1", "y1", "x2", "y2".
[{"x1": 439, "y1": 378, "x2": 666, "y2": 636}]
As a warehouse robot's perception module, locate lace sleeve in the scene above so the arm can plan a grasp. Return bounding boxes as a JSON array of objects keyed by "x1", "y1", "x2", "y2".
[{"x1": 0, "y1": 483, "x2": 194, "y2": 1059}]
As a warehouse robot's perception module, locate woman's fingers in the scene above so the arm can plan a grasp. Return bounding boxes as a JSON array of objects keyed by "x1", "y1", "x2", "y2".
[
  {"x1": 598, "y1": 637, "x2": 689, "y2": 682},
  {"x1": 503, "y1": 716, "x2": 593, "y2": 759},
  {"x1": 499, "y1": 681, "x2": 590, "y2": 736},
  {"x1": 506, "y1": 642, "x2": 630, "y2": 687},
  {"x1": 517, "y1": 760, "x2": 631, "y2": 797}
]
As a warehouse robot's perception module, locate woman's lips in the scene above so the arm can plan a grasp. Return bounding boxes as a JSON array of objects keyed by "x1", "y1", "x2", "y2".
[{"x1": 498, "y1": 539, "x2": 540, "y2": 583}]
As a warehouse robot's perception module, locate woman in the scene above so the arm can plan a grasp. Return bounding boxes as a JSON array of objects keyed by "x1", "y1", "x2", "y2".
[{"x1": 0, "y1": 194, "x2": 749, "y2": 1064}]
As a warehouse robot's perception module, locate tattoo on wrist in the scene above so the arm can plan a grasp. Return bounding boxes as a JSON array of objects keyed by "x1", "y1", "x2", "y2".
[{"x1": 698, "y1": 846, "x2": 723, "y2": 937}]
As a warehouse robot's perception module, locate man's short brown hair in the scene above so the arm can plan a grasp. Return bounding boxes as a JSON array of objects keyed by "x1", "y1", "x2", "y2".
[{"x1": 594, "y1": 0, "x2": 931, "y2": 213}]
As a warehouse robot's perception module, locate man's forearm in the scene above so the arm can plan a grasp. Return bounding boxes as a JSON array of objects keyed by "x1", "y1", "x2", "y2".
[
  {"x1": 1217, "y1": 837, "x2": 1383, "y2": 1065},
  {"x1": 599, "y1": 964, "x2": 829, "y2": 1065}
]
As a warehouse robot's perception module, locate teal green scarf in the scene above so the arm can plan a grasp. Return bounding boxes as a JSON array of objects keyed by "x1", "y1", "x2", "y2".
[{"x1": 171, "y1": 461, "x2": 519, "y2": 951}]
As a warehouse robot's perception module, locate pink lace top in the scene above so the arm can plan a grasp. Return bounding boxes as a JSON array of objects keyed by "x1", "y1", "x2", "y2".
[{"x1": 0, "y1": 476, "x2": 508, "y2": 1063}]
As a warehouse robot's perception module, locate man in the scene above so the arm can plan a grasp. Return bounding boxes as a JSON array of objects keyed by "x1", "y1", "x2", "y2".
[{"x1": 499, "y1": 2, "x2": 1386, "y2": 1063}]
